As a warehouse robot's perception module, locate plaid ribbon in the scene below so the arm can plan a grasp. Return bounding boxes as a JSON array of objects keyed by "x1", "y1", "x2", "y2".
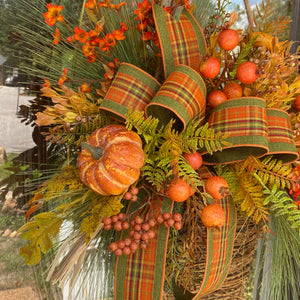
[
  {"x1": 201, "y1": 97, "x2": 269, "y2": 164},
  {"x1": 100, "y1": 63, "x2": 161, "y2": 120},
  {"x1": 266, "y1": 108, "x2": 299, "y2": 163},
  {"x1": 115, "y1": 196, "x2": 173, "y2": 300},
  {"x1": 152, "y1": 4, "x2": 207, "y2": 78},
  {"x1": 193, "y1": 196, "x2": 236, "y2": 299},
  {"x1": 146, "y1": 64, "x2": 206, "y2": 131}
]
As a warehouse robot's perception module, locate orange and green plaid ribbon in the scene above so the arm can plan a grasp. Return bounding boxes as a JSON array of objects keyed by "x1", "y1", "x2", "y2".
[
  {"x1": 152, "y1": 3, "x2": 207, "y2": 78},
  {"x1": 266, "y1": 108, "x2": 299, "y2": 163},
  {"x1": 115, "y1": 196, "x2": 173, "y2": 300},
  {"x1": 201, "y1": 97, "x2": 269, "y2": 164},
  {"x1": 193, "y1": 196, "x2": 236, "y2": 299}
]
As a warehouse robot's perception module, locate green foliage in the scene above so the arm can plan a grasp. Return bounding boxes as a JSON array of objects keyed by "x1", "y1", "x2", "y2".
[
  {"x1": 243, "y1": 155, "x2": 293, "y2": 190},
  {"x1": 256, "y1": 176, "x2": 300, "y2": 231},
  {"x1": 229, "y1": 37, "x2": 258, "y2": 77},
  {"x1": 19, "y1": 212, "x2": 63, "y2": 265},
  {"x1": 253, "y1": 213, "x2": 300, "y2": 300},
  {"x1": 126, "y1": 110, "x2": 229, "y2": 191},
  {"x1": 226, "y1": 167, "x2": 269, "y2": 224}
]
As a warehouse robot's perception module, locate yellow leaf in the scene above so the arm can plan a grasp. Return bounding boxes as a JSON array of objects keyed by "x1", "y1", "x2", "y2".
[{"x1": 19, "y1": 212, "x2": 63, "y2": 265}]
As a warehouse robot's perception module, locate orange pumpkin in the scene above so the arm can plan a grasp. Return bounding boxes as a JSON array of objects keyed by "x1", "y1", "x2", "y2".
[{"x1": 77, "y1": 124, "x2": 145, "y2": 195}]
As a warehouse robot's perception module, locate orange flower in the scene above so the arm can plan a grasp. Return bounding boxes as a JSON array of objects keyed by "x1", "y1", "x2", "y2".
[
  {"x1": 82, "y1": 43, "x2": 95, "y2": 57},
  {"x1": 52, "y1": 28, "x2": 61, "y2": 45},
  {"x1": 58, "y1": 68, "x2": 68, "y2": 85},
  {"x1": 67, "y1": 36, "x2": 75, "y2": 42},
  {"x1": 43, "y1": 4, "x2": 64, "y2": 26},
  {"x1": 99, "y1": 34, "x2": 116, "y2": 51},
  {"x1": 43, "y1": 78, "x2": 51, "y2": 88},
  {"x1": 108, "y1": 58, "x2": 120, "y2": 69},
  {"x1": 113, "y1": 29, "x2": 125, "y2": 41},
  {"x1": 99, "y1": 0, "x2": 110, "y2": 7},
  {"x1": 87, "y1": 55, "x2": 96, "y2": 63},
  {"x1": 105, "y1": 33, "x2": 116, "y2": 47},
  {"x1": 137, "y1": 20, "x2": 148, "y2": 31},
  {"x1": 99, "y1": 39, "x2": 109, "y2": 52},
  {"x1": 80, "y1": 83, "x2": 92, "y2": 93},
  {"x1": 74, "y1": 27, "x2": 90, "y2": 43},
  {"x1": 85, "y1": 0, "x2": 97, "y2": 10},
  {"x1": 141, "y1": 31, "x2": 153, "y2": 41},
  {"x1": 109, "y1": 2, "x2": 126, "y2": 10},
  {"x1": 120, "y1": 22, "x2": 128, "y2": 32},
  {"x1": 134, "y1": 0, "x2": 152, "y2": 21}
]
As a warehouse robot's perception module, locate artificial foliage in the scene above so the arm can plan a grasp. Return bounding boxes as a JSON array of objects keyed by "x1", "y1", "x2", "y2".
[{"x1": 6, "y1": 0, "x2": 300, "y2": 299}]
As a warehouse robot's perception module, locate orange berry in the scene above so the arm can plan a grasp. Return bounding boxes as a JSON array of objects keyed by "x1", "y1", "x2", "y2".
[{"x1": 166, "y1": 178, "x2": 195, "y2": 202}]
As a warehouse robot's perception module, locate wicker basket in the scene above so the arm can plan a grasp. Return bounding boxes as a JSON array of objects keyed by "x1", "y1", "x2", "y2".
[{"x1": 164, "y1": 214, "x2": 260, "y2": 300}]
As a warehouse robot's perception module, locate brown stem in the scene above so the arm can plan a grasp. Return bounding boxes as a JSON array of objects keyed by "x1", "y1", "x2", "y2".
[
  {"x1": 81, "y1": 142, "x2": 103, "y2": 160},
  {"x1": 244, "y1": 0, "x2": 254, "y2": 29}
]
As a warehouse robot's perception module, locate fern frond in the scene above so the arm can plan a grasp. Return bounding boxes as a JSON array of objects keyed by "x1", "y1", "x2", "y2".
[
  {"x1": 230, "y1": 166, "x2": 269, "y2": 224},
  {"x1": 253, "y1": 174, "x2": 300, "y2": 232},
  {"x1": 241, "y1": 155, "x2": 293, "y2": 190}
]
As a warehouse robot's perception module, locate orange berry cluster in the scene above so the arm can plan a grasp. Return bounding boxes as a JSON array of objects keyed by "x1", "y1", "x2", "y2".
[
  {"x1": 124, "y1": 187, "x2": 139, "y2": 202},
  {"x1": 156, "y1": 212, "x2": 183, "y2": 230},
  {"x1": 102, "y1": 213, "x2": 130, "y2": 231},
  {"x1": 106, "y1": 212, "x2": 183, "y2": 256}
]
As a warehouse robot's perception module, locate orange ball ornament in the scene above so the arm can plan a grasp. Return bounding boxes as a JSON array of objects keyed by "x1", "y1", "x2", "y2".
[
  {"x1": 205, "y1": 176, "x2": 230, "y2": 200},
  {"x1": 200, "y1": 204, "x2": 226, "y2": 228},
  {"x1": 223, "y1": 82, "x2": 243, "y2": 99},
  {"x1": 166, "y1": 178, "x2": 195, "y2": 202},
  {"x1": 217, "y1": 29, "x2": 240, "y2": 51}
]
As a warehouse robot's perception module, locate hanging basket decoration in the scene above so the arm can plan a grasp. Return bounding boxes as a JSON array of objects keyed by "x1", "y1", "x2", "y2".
[{"x1": 16, "y1": 1, "x2": 300, "y2": 300}]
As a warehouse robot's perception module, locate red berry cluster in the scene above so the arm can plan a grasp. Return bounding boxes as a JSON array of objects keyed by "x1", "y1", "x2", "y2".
[
  {"x1": 102, "y1": 213, "x2": 130, "y2": 231},
  {"x1": 156, "y1": 212, "x2": 183, "y2": 230},
  {"x1": 124, "y1": 187, "x2": 139, "y2": 202},
  {"x1": 106, "y1": 212, "x2": 183, "y2": 256}
]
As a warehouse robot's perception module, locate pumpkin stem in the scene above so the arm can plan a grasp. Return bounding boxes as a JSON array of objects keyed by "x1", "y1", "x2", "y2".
[{"x1": 81, "y1": 142, "x2": 103, "y2": 160}]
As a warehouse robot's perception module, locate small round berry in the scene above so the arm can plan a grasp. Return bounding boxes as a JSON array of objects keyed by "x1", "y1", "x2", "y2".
[
  {"x1": 147, "y1": 230, "x2": 156, "y2": 239},
  {"x1": 108, "y1": 242, "x2": 118, "y2": 252},
  {"x1": 236, "y1": 61, "x2": 259, "y2": 84},
  {"x1": 117, "y1": 213, "x2": 126, "y2": 221},
  {"x1": 148, "y1": 218, "x2": 156, "y2": 227},
  {"x1": 124, "y1": 192, "x2": 133, "y2": 200},
  {"x1": 141, "y1": 232, "x2": 149, "y2": 241},
  {"x1": 118, "y1": 240, "x2": 125, "y2": 249},
  {"x1": 113, "y1": 221, "x2": 123, "y2": 231},
  {"x1": 131, "y1": 195, "x2": 138, "y2": 202},
  {"x1": 104, "y1": 224, "x2": 112, "y2": 231},
  {"x1": 142, "y1": 223, "x2": 150, "y2": 232},
  {"x1": 173, "y1": 213, "x2": 182, "y2": 222},
  {"x1": 114, "y1": 248, "x2": 123, "y2": 256},
  {"x1": 131, "y1": 187, "x2": 139, "y2": 195},
  {"x1": 140, "y1": 242, "x2": 148, "y2": 249},
  {"x1": 157, "y1": 214, "x2": 164, "y2": 224},
  {"x1": 102, "y1": 217, "x2": 111, "y2": 225},
  {"x1": 163, "y1": 212, "x2": 171, "y2": 220},
  {"x1": 174, "y1": 221, "x2": 183, "y2": 230},
  {"x1": 111, "y1": 215, "x2": 119, "y2": 223},
  {"x1": 130, "y1": 241, "x2": 139, "y2": 252},
  {"x1": 122, "y1": 246, "x2": 131, "y2": 256},
  {"x1": 135, "y1": 216, "x2": 144, "y2": 224},
  {"x1": 134, "y1": 224, "x2": 142, "y2": 231},
  {"x1": 122, "y1": 221, "x2": 130, "y2": 230},
  {"x1": 199, "y1": 56, "x2": 221, "y2": 79},
  {"x1": 133, "y1": 232, "x2": 142, "y2": 241},
  {"x1": 167, "y1": 218, "x2": 175, "y2": 227},
  {"x1": 124, "y1": 238, "x2": 132, "y2": 246}
]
